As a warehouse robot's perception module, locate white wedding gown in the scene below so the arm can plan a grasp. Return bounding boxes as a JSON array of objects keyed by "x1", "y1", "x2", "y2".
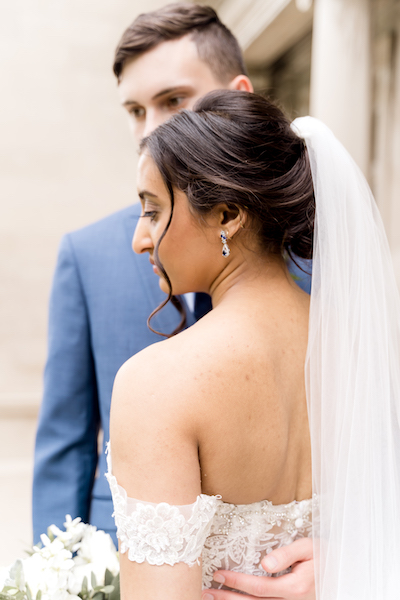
[
  {"x1": 106, "y1": 445, "x2": 313, "y2": 590},
  {"x1": 105, "y1": 116, "x2": 400, "y2": 598}
]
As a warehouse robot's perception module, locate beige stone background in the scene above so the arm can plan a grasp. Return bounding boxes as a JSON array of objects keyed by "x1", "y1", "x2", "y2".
[
  {"x1": 1, "y1": 0, "x2": 399, "y2": 568},
  {"x1": 0, "y1": 0, "x2": 171, "y2": 564}
]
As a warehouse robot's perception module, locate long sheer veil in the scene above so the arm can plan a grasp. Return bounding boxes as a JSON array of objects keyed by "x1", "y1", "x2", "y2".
[{"x1": 292, "y1": 117, "x2": 400, "y2": 599}]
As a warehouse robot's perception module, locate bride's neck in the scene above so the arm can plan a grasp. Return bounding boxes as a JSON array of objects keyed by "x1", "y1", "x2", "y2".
[{"x1": 209, "y1": 252, "x2": 292, "y2": 308}]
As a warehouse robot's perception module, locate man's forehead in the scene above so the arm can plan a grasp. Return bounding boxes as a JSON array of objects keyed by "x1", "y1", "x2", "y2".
[{"x1": 118, "y1": 36, "x2": 218, "y2": 102}]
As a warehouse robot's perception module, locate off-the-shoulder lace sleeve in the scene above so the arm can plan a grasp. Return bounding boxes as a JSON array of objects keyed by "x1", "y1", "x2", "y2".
[{"x1": 105, "y1": 443, "x2": 220, "y2": 567}]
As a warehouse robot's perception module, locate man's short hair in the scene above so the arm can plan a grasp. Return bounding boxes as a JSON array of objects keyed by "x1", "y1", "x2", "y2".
[{"x1": 113, "y1": 3, "x2": 248, "y2": 83}]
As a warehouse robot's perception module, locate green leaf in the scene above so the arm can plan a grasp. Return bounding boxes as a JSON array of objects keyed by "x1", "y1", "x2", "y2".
[
  {"x1": 100, "y1": 587, "x2": 114, "y2": 594},
  {"x1": 91, "y1": 572, "x2": 97, "y2": 589},
  {"x1": 46, "y1": 527, "x2": 54, "y2": 542},
  {"x1": 108, "y1": 574, "x2": 120, "y2": 600},
  {"x1": 91, "y1": 593, "x2": 104, "y2": 600},
  {"x1": 36, "y1": 591, "x2": 42, "y2": 600},
  {"x1": 104, "y1": 570, "x2": 113, "y2": 587},
  {"x1": 82, "y1": 577, "x2": 88, "y2": 594},
  {"x1": 25, "y1": 584, "x2": 32, "y2": 600},
  {"x1": 9, "y1": 561, "x2": 24, "y2": 590}
]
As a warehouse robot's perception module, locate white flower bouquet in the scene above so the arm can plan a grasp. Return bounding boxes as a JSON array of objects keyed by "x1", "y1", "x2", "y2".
[{"x1": 0, "y1": 516, "x2": 120, "y2": 600}]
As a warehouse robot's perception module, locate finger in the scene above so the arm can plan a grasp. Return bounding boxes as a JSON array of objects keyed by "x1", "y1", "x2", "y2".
[
  {"x1": 210, "y1": 571, "x2": 285, "y2": 598},
  {"x1": 202, "y1": 589, "x2": 282, "y2": 600},
  {"x1": 261, "y1": 538, "x2": 313, "y2": 573}
]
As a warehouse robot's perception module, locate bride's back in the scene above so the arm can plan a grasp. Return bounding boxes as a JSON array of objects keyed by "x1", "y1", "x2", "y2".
[
  {"x1": 198, "y1": 289, "x2": 310, "y2": 504},
  {"x1": 158, "y1": 263, "x2": 311, "y2": 506}
]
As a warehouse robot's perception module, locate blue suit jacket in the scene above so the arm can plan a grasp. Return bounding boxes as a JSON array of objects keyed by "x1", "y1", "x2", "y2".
[
  {"x1": 32, "y1": 203, "x2": 311, "y2": 546},
  {"x1": 32, "y1": 204, "x2": 196, "y2": 545}
]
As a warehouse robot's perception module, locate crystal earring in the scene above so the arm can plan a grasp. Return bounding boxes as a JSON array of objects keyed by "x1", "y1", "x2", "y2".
[{"x1": 220, "y1": 230, "x2": 230, "y2": 257}]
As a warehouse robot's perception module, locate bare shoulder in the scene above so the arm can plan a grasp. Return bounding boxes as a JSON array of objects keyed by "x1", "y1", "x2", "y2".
[
  {"x1": 113, "y1": 282, "x2": 309, "y2": 412},
  {"x1": 111, "y1": 284, "x2": 308, "y2": 434},
  {"x1": 111, "y1": 312, "x2": 247, "y2": 425},
  {"x1": 110, "y1": 335, "x2": 204, "y2": 503},
  {"x1": 109, "y1": 327, "x2": 214, "y2": 443},
  {"x1": 112, "y1": 329, "x2": 208, "y2": 411}
]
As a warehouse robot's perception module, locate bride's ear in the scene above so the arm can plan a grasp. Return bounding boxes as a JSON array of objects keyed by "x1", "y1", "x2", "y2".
[{"x1": 212, "y1": 204, "x2": 247, "y2": 239}]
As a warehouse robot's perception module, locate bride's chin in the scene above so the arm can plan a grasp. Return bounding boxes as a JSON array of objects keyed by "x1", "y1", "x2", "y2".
[
  {"x1": 159, "y1": 276, "x2": 187, "y2": 298},
  {"x1": 159, "y1": 277, "x2": 170, "y2": 295}
]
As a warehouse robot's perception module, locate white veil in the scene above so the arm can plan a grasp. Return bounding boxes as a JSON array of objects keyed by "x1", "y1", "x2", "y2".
[{"x1": 292, "y1": 117, "x2": 400, "y2": 599}]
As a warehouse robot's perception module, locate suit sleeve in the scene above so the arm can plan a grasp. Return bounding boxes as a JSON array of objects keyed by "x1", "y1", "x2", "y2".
[{"x1": 32, "y1": 234, "x2": 100, "y2": 543}]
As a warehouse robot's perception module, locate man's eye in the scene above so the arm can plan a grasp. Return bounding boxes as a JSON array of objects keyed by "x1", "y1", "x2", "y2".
[
  {"x1": 167, "y1": 96, "x2": 184, "y2": 109},
  {"x1": 130, "y1": 107, "x2": 145, "y2": 119}
]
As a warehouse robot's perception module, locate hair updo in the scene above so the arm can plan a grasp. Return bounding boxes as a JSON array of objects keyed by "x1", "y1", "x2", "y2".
[
  {"x1": 142, "y1": 90, "x2": 314, "y2": 260},
  {"x1": 140, "y1": 90, "x2": 315, "y2": 335}
]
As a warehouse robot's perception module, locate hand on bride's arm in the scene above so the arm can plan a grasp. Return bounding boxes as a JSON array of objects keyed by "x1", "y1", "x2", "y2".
[{"x1": 202, "y1": 537, "x2": 315, "y2": 600}]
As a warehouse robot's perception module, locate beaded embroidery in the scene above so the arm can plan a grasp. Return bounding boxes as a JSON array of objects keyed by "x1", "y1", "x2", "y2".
[{"x1": 202, "y1": 496, "x2": 314, "y2": 589}]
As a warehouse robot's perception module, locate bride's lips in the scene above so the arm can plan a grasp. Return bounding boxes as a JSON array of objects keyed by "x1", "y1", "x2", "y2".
[{"x1": 149, "y1": 259, "x2": 160, "y2": 275}]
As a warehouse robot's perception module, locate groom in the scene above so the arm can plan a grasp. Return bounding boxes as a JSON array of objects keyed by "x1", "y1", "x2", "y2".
[{"x1": 33, "y1": 4, "x2": 313, "y2": 599}]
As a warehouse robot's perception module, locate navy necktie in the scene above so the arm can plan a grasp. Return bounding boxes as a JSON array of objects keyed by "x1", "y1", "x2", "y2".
[{"x1": 194, "y1": 292, "x2": 212, "y2": 321}]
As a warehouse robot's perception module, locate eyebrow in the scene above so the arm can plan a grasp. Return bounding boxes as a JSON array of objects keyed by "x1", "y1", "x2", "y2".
[
  {"x1": 122, "y1": 85, "x2": 193, "y2": 107},
  {"x1": 152, "y1": 86, "x2": 187, "y2": 101},
  {"x1": 138, "y1": 190, "x2": 158, "y2": 200}
]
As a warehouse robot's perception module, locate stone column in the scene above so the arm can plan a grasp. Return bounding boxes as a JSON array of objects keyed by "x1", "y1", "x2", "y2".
[
  {"x1": 310, "y1": 0, "x2": 371, "y2": 176},
  {"x1": 372, "y1": 3, "x2": 400, "y2": 285}
]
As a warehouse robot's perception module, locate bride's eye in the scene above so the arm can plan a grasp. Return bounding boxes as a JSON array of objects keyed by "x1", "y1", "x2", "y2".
[{"x1": 142, "y1": 211, "x2": 158, "y2": 222}]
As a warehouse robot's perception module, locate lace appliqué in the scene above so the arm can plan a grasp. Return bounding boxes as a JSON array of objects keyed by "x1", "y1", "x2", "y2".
[
  {"x1": 105, "y1": 443, "x2": 219, "y2": 567},
  {"x1": 105, "y1": 443, "x2": 315, "y2": 585},
  {"x1": 202, "y1": 496, "x2": 316, "y2": 589}
]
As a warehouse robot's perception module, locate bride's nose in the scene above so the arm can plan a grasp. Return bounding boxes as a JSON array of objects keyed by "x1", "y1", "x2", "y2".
[{"x1": 132, "y1": 216, "x2": 153, "y2": 255}]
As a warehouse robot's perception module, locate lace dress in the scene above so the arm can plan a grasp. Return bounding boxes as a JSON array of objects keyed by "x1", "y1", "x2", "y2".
[{"x1": 105, "y1": 445, "x2": 314, "y2": 590}]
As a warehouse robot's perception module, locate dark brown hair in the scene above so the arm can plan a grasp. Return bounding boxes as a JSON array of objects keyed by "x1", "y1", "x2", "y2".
[
  {"x1": 113, "y1": 3, "x2": 247, "y2": 83},
  {"x1": 141, "y1": 90, "x2": 315, "y2": 335}
]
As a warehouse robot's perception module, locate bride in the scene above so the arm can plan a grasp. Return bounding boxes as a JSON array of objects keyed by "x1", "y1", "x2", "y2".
[{"x1": 107, "y1": 90, "x2": 400, "y2": 600}]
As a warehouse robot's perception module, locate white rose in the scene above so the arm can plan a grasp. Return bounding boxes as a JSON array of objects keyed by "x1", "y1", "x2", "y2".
[
  {"x1": 22, "y1": 553, "x2": 48, "y2": 596},
  {"x1": 22, "y1": 536, "x2": 75, "y2": 596},
  {"x1": 68, "y1": 527, "x2": 118, "y2": 593},
  {"x1": 68, "y1": 563, "x2": 97, "y2": 595}
]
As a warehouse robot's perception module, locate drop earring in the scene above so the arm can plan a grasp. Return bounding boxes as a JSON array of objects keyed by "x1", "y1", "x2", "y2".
[{"x1": 220, "y1": 230, "x2": 230, "y2": 257}]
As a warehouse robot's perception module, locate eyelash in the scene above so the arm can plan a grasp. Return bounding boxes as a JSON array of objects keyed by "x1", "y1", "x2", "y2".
[{"x1": 142, "y1": 211, "x2": 158, "y2": 222}]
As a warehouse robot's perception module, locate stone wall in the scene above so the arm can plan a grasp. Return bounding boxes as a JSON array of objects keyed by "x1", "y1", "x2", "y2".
[{"x1": 0, "y1": 0, "x2": 170, "y2": 566}]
